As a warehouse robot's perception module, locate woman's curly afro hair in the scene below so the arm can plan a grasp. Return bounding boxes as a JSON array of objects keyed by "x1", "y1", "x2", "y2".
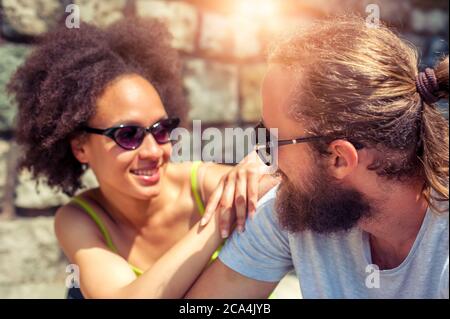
[{"x1": 8, "y1": 18, "x2": 188, "y2": 196}]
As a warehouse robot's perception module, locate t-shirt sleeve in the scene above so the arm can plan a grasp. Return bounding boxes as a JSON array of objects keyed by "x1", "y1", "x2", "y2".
[{"x1": 218, "y1": 187, "x2": 293, "y2": 282}]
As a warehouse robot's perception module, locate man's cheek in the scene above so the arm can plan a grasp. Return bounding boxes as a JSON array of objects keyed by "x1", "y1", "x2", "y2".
[{"x1": 276, "y1": 150, "x2": 292, "y2": 175}]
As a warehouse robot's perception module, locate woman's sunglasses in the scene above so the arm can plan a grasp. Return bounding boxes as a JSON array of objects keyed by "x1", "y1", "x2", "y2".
[
  {"x1": 82, "y1": 118, "x2": 180, "y2": 150},
  {"x1": 253, "y1": 121, "x2": 364, "y2": 166}
]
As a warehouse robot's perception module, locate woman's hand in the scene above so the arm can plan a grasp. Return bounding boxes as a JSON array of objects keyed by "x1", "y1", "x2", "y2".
[{"x1": 200, "y1": 151, "x2": 280, "y2": 238}]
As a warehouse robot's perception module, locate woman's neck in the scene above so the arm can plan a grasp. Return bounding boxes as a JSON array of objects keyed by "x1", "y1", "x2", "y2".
[{"x1": 93, "y1": 172, "x2": 176, "y2": 232}]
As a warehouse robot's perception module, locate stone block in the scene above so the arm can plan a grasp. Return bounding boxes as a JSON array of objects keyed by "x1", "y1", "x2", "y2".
[
  {"x1": 137, "y1": 0, "x2": 198, "y2": 52},
  {"x1": 0, "y1": 44, "x2": 30, "y2": 132},
  {"x1": 183, "y1": 59, "x2": 239, "y2": 123},
  {"x1": 240, "y1": 64, "x2": 267, "y2": 123},
  {"x1": 1, "y1": 0, "x2": 62, "y2": 37},
  {"x1": 74, "y1": 0, "x2": 127, "y2": 28}
]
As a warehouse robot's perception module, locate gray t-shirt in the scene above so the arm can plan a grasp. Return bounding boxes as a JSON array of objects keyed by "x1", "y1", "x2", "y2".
[{"x1": 219, "y1": 187, "x2": 449, "y2": 298}]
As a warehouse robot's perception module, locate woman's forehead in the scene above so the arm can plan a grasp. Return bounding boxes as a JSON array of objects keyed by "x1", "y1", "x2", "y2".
[{"x1": 92, "y1": 74, "x2": 167, "y2": 126}]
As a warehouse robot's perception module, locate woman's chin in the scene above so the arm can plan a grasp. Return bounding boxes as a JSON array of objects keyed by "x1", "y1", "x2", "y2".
[
  {"x1": 127, "y1": 182, "x2": 161, "y2": 200},
  {"x1": 143, "y1": 185, "x2": 161, "y2": 198}
]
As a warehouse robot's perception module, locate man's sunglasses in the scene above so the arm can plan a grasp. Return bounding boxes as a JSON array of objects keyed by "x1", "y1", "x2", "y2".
[
  {"x1": 82, "y1": 118, "x2": 180, "y2": 150},
  {"x1": 253, "y1": 121, "x2": 364, "y2": 166}
]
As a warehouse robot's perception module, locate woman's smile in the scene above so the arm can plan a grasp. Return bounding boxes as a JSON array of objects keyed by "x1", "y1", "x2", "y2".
[{"x1": 130, "y1": 166, "x2": 161, "y2": 185}]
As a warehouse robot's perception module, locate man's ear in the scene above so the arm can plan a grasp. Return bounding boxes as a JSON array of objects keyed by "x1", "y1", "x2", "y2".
[
  {"x1": 325, "y1": 140, "x2": 359, "y2": 180},
  {"x1": 70, "y1": 136, "x2": 89, "y2": 164}
]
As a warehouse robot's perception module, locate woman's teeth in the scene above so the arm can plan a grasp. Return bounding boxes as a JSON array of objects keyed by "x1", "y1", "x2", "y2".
[{"x1": 131, "y1": 169, "x2": 157, "y2": 176}]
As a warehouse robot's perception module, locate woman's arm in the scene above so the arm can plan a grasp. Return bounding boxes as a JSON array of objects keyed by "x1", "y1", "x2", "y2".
[{"x1": 55, "y1": 203, "x2": 222, "y2": 299}]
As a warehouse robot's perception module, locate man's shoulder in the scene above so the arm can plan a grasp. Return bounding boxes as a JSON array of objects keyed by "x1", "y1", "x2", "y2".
[
  {"x1": 257, "y1": 185, "x2": 278, "y2": 207},
  {"x1": 251, "y1": 186, "x2": 294, "y2": 239},
  {"x1": 428, "y1": 197, "x2": 449, "y2": 234},
  {"x1": 252, "y1": 186, "x2": 279, "y2": 224}
]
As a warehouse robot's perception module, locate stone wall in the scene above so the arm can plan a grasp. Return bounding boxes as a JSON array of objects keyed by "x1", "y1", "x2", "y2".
[
  {"x1": 1, "y1": 0, "x2": 448, "y2": 131},
  {"x1": 0, "y1": 217, "x2": 68, "y2": 298},
  {"x1": 0, "y1": 0, "x2": 448, "y2": 298},
  {"x1": 1, "y1": 0, "x2": 448, "y2": 209}
]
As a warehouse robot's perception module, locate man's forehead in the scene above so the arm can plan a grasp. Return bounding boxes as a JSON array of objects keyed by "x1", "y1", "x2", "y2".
[
  {"x1": 261, "y1": 64, "x2": 300, "y2": 126},
  {"x1": 262, "y1": 64, "x2": 298, "y2": 92}
]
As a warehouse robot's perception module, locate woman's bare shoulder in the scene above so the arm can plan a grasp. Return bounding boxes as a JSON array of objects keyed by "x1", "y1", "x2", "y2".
[{"x1": 54, "y1": 193, "x2": 104, "y2": 260}]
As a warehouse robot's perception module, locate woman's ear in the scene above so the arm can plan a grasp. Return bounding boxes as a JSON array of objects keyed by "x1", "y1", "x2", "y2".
[
  {"x1": 70, "y1": 136, "x2": 89, "y2": 164},
  {"x1": 326, "y1": 140, "x2": 359, "y2": 180}
]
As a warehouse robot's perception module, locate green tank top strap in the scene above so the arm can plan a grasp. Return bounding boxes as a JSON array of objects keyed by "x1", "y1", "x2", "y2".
[
  {"x1": 190, "y1": 161, "x2": 206, "y2": 215},
  {"x1": 71, "y1": 162, "x2": 214, "y2": 277},
  {"x1": 70, "y1": 196, "x2": 143, "y2": 277},
  {"x1": 190, "y1": 161, "x2": 224, "y2": 264},
  {"x1": 71, "y1": 197, "x2": 118, "y2": 254},
  {"x1": 129, "y1": 264, "x2": 143, "y2": 276}
]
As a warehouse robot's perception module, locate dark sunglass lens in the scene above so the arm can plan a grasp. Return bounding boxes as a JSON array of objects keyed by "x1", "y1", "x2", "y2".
[
  {"x1": 152, "y1": 119, "x2": 179, "y2": 144},
  {"x1": 114, "y1": 126, "x2": 145, "y2": 150},
  {"x1": 255, "y1": 123, "x2": 271, "y2": 144},
  {"x1": 254, "y1": 123, "x2": 273, "y2": 166},
  {"x1": 257, "y1": 146, "x2": 273, "y2": 166},
  {"x1": 152, "y1": 126, "x2": 170, "y2": 144}
]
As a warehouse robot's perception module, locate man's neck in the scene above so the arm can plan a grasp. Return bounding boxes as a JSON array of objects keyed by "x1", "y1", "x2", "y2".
[{"x1": 359, "y1": 181, "x2": 429, "y2": 270}]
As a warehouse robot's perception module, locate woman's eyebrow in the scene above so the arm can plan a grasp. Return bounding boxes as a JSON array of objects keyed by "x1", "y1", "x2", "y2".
[{"x1": 111, "y1": 115, "x2": 168, "y2": 127}]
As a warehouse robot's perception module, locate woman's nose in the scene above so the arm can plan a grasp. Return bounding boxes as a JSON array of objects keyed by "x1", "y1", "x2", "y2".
[{"x1": 137, "y1": 133, "x2": 164, "y2": 160}]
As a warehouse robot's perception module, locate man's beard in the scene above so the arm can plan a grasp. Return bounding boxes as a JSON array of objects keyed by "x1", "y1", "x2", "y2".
[{"x1": 275, "y1": 166, "x2": 373, "y2": 234}]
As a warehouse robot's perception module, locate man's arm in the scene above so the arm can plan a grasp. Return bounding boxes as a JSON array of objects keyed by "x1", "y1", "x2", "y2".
[
  {"x1": 186, "y1": 259, "x2": 278, "y2": 299},
  {"x1": 187, "y1": 186, "x2": 292, "y2": 299}
]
